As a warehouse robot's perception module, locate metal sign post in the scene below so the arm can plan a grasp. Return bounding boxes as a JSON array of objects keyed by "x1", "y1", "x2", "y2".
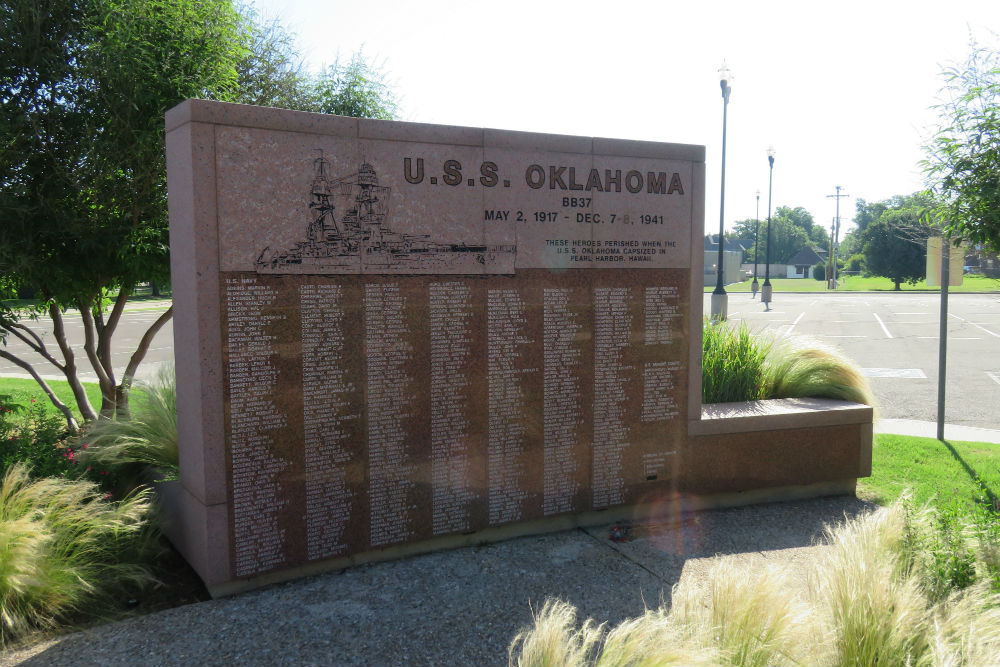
[{"x1": 937, "y1": 238, "x2": 949, "y2": 441}]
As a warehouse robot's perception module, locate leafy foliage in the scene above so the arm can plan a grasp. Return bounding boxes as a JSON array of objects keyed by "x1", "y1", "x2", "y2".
[
  {"x1": 314, "y1": 50, "x2": 399, "y2": 120},
  {"x1": 924, "y1": 38, "x2": 1000, "y2": 254},
  {"x1": 861, "y1": 209, "x2": 929, "y2": 290},
  {"x1": 732, "y1": 206, "x2": 825, "y2": 265}
]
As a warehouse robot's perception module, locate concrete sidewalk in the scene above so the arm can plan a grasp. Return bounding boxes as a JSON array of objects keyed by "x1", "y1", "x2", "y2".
[
  {"x1": 877, "y1": 418, "x2": 1000, "y2": 444},
  {"x1": 3, "y1": 495, "x2": 874, "y2": 667}
]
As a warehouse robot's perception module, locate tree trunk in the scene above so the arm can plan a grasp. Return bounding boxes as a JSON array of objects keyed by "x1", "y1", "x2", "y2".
[
  {"x1": 116, "y1": 305, "x2": 174, "y2": 420},
  {"x1": 49, "y1": 304, "x2": 98, "y2": 422}
]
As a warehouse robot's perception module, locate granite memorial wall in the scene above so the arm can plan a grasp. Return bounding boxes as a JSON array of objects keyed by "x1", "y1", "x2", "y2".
[{"x1": 166, "y1": 100, "x2": 706, "y2": 590}]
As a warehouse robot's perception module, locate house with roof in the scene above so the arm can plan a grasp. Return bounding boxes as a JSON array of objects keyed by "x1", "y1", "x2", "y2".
[{"x1": 784, "y1": 247, "x2": 827, "y2": 278}]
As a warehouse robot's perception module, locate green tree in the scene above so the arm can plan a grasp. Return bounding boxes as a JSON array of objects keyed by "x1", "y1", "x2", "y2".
[
  {"x1": 314, "y1": 50, "x2": 399, "y2": 119},
  {"x1": 739, "y1": 206, "x2": 816, "y2": 266},
  {"x1": 0, "y1": 0, "x2": 315, "y2": 427},
  {"x1": 1, "y1": 1, "x2": 401, "y2": 429},
  {"x1": 924, "y1": 38, "x2": 1000, "y2": 253},
  {"x1": 860, "y1": 197, "x2": 931, "y2": 290}
]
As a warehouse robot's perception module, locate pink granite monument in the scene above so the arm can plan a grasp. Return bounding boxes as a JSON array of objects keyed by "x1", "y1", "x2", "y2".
[{"x1": 165, "y1": 100, "x2": 871, "y2": 596}]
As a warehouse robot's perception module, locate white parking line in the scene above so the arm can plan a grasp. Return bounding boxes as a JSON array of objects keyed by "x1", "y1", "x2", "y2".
[
  {"x1": 918, "y1": 336, "x2": 982, "y2": 340},
  {"x1": 862, "y1": 368, "x2": 927, "y2": 379},
  {"x1": 785, "y1": 312, "x2": 806, "y2": 335},
  {"x1": 873, "y1": 313, "x2": 894, "y2": 338},
  {"x1": 948, "y1": 313, "x2": 1000, "y2": 338},
  {"x1": 989, "y1": 371, "x2": 1000, "y2": 386}
]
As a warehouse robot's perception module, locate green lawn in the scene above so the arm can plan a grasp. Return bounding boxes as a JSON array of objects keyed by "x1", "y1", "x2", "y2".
[
  {"x1": 0, "y1": 377, "x2": 104, "y2": 422},
  {"x1": 859, "y1": 433, "x2": 1000, "y2": 511},
  {"x1": 708, "y1": 274, "x2": 1000, "y2": 293}
]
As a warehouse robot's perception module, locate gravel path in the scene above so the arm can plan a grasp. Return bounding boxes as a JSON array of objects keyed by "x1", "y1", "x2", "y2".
[{"x1": 1, "y1": 494, "x2": 874, "y2": 667}]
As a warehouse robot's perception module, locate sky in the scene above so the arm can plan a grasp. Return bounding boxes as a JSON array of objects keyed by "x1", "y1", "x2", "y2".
[{"x1": 251, "y1": 0, "x2": 1000, "y2": 242}]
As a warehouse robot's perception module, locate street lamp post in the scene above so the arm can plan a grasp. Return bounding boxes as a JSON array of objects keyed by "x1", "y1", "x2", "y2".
[
  {"x1": 761, "y1": 146, "x2": 775, "y2": 310},
  {"x1": 751, "y1": 189, "x2": 760, "y2": 298},
  {"x1": 710, "y1": 63, "x2": 733, "y2": 321}
]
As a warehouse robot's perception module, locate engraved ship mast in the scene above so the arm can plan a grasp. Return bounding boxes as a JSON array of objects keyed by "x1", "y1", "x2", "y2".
[{"x1": 255, "y1": 151, "x2": 516, "y2": 274}]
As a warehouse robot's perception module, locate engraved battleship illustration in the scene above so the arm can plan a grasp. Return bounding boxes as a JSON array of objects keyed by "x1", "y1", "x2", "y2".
[{"x1": 256, "y1": 151, "x2": 516, "y2": 274}]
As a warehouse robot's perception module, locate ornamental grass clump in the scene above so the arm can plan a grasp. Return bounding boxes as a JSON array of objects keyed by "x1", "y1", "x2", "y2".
[
  {"x1": 509, "y1": 500, "x2": 1000, "y2": 667},
  {"x1": 76, "y1": 364, "x2": 178, "y2": 493},
  {"x1": 701, "y1": 322, "x2": 876, "y2": 408},
  {"x1": 763, "y1": 339, "x2": 876, "y2": 408},
  {"x1": 701, "y1": 321, "x2": 770, "y2": 404},
  {"x1": 0, "y1": 463, "x2": 158, "y2": 645}
]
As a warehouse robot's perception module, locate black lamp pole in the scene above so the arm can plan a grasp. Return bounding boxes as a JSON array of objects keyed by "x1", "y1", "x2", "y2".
[
  {"x1": 762, "y1": 147, "x2": 775, "y2": 309},
  {"x1": 751, "y1": 189, "x2": 760, "y2": 297},
  {"x1": 710, "y1": 64, "x2": 732, "y2": 320}
]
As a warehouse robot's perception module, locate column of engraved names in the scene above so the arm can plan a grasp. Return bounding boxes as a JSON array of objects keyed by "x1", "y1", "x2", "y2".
[
  {"x1": 592, "y1": 287, "x2": 633, "y2": 508},
  {"x1": 429, "y1": 282, "x2": 475, "y2": 535},
  {"x1": 487, "y1": 289, "x2": 533, "y2": 525},
  {"x1": 542, "y1": 288, "x2": 583, "y2": 515},
  {"x1": 300, "y1": 284, "x2": 355, "y2": 560},
  {"x1": 644, "y1": 286, "x2": 680, "y2": 344},
  {"x1": 365, "y1": 283, "x2": 416, "y2": 547},
  {"x1": 225, "y1": 277, "x2": 289, "y2": 577}
]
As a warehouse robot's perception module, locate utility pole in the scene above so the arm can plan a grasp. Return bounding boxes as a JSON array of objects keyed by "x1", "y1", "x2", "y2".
[{"x1": 826, "y1": 186, "x2": 848, "y2": 288}]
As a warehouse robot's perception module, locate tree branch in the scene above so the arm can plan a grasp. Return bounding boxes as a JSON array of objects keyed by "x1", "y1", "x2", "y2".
[
  {"x1": 1, "y1": 351, "x2": 80, "y2": 433},
  {"x1": 1, "y1": 322, "x2": 67, "y2": 371},
  {"x1": 121, "y1": 305, "x2": 173, "y2": 389},
  {"x1": 51, "y1": 303, "x2": 97, "y2": 422}
]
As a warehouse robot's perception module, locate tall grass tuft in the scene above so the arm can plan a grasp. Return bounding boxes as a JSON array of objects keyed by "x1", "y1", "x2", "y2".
[
  {"x1": 701, "y1": 321, "x2": 771, "y2": 404},
  {"x1": 508, "y1": 600, "x2": 604, "y2": 667},
  {"x1": 812, "y1": 502, "x2": 931, "y2": 666},
  {"x1": 670, "y1": 562, "x2": 809, "y2": 666},
  {"x1": 0, "y1": 463, "x2": 158, "y2": 645},
  {"x1": 509, "y1": 500, "x2": 1000, "y2": 666},
  {"x1": 76, "y1": 363, "x2": 178, "y2": 491},
  {"x1": 763, "y1": 339, "x2": 876, "y2": 407}
]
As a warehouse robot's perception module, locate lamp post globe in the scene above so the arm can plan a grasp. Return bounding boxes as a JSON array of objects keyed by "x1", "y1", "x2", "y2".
[
  {"x1": 761, "y1": 146, "x2": 775, "y2": 310},
  {"x1": 710, "y1": 63, "x2": 733, "y2": 321},
  {"x1": 751, "y1": 188, "x2": 760, "y2": 298}
]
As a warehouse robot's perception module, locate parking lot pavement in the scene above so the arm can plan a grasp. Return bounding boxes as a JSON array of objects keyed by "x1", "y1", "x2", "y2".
[
  {"x1": 714, "y1": 292, "x2": 1000, "y2": 431},
  {"x1": 0, "y1": 303, "x2": 174, "y2": 383}
]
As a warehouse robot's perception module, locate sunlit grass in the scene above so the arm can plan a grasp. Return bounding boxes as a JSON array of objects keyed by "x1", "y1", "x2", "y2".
[
  {"x1": 509, "y1": 501, "x2": 1000, "y2": 667},
  {"x1": 702, "y1": 321, "x2": 875, "y2": 407},
  {"x1": 0, "y1": 464, "x2": 158, "y2": 645}
]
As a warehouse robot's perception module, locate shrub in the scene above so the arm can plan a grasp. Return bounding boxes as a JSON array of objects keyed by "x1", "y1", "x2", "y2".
[
  {"x1": 847, "y1": 253, "x2": 865, "y2": 273},
  {"x1": 0, "y1": 398, "x2": 75, "y2": 480},
  {"x1": 0, "y1": 463, "x2": 158, "y2": 645},
  {"x1": 75, "y1": 364, "x2": 178, "y2": 495},
  {"x1": 701, "y1": 322, "x2": 770, "y2": 404},
  {"x1": 813, "y1": 262, "x2": 826, "y2": 281}
]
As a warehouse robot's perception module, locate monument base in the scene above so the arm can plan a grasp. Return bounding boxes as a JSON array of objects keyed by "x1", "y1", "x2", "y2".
[
  {"x1": 159, "y1": 476, "x2": 858, "y2": 599},
  {"x1": 159, "y1": 397, "x2": 872, "y2": 598}
]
